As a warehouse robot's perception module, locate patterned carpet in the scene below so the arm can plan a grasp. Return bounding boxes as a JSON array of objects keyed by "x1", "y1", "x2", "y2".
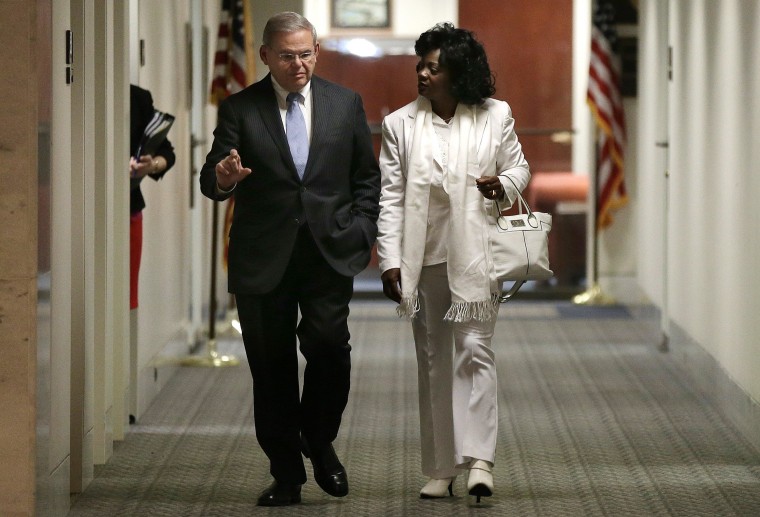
[{"x1": 68, "y1": 300, "x2": 760, "y2": 516}]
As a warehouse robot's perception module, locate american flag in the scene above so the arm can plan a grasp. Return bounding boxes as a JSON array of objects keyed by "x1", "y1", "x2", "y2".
[
  {"x1": 587, "y1": 1, "x2": 627, "y2": 229},
  {"x1": 209, "y1": 0, "x2": 255, "y2": 105}
]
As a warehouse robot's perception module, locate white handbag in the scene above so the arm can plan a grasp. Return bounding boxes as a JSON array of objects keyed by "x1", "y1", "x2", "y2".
[{"x1": 489, "y1": 177, "x2": 553, "y2": 302}]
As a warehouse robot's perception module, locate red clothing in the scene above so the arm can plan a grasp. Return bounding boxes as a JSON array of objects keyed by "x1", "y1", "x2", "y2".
[{"x1": 130, "y1": 211, "x2": 143, "y2": 309}]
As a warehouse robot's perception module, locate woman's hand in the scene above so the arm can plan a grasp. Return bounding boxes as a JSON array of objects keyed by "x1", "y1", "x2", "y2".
[
  {"x1": 475, "y1": 175, "x2": 503, "y2": 200},
  {"x1": 381, "y1": 268, "x2": 402, "y2": 303},
  {"x1": 130, "y1": 154, "x2": 163, "y2": 179}
]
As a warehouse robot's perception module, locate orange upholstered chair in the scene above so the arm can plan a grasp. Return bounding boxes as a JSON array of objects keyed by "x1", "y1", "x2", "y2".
[{"x1": 524, "y1": 171, "x2": 589, "y2": 213}]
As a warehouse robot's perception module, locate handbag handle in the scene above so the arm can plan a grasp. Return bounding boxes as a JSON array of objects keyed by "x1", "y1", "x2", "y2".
[
  {"x1": 494, "y1": 175, "x2": 540, "y2": 230},
  {"x1": 493, "y1": 175, "x2": 533, "y2": 302},
  {"x1": 499, "y1": 280, "x2": 525, "y2": 302}
]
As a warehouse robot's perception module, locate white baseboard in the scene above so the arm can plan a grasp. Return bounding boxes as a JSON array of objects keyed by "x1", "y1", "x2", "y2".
[
  {"x1": 134, "y1": 325, "x2": 192, "y2": 420},
  {"x1": 622, "y1": 301, "x2": 760, "y2": 454}
]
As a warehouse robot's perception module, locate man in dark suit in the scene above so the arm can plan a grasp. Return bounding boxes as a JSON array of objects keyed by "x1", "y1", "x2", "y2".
[{"x1": 199, "y1": 12, "x2": 380, "y2": 507}]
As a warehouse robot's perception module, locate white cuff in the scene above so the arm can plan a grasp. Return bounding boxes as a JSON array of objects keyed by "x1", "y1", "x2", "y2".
[{"x1": 216, "y1": 181, "x2": 236, "y2": 195}]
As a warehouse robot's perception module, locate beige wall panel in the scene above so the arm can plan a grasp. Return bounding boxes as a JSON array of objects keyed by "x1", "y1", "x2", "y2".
[
  {"x1": 0, "y1": 280, "x2": 36, "y2": 514},
  {"x1": 0, "y1": 0, "x2": 37, "y2": 514}
]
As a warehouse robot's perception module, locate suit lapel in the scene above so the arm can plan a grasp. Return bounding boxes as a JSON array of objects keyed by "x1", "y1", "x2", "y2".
[
  {"x1": 254, "y1": 75, "x2": 300, "y2": 178},
  {"x1": 307, "y1": 77, "x2": 332, "y2": 179},
  {"x1": 403, "y1": 103, "x2": 417, "y2": 166},
  {"x1": 475, "y1": 103, "x2": 489, "y2": 158}
]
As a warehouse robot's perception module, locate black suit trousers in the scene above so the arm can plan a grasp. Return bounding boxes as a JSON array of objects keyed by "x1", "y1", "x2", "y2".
[{"x1": 235, "y1": 224, "x2": 353, "y2": 484}]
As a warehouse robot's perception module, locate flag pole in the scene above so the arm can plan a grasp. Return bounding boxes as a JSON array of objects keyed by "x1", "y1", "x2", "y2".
[
  {"x1": 574, "y1": 130, "x2": 615, "y2": 305},
  {"x1": 220, "y1": 197, "x2": 241, "y2": 331},
  {"x1": 574, "y1": 0, "x2": 618, "y2": 306},
  {"x1": 181, "y1": 198, "x2": 240, "y2": 367}
]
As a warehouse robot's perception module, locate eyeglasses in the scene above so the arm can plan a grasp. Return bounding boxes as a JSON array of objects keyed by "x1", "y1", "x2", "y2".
[{"x1": 277, "y1": 50, "x2": 315, "y2": 63}]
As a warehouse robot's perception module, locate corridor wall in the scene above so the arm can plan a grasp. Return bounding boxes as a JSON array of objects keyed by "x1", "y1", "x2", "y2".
[{"x1": 637, "y1": 0, "x2": 760, "y2": 450}]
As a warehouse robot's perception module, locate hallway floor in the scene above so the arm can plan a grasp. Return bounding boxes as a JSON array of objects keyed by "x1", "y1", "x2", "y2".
[{"x1": 68, "y1": 300, "x2": 760, "y2": 516}]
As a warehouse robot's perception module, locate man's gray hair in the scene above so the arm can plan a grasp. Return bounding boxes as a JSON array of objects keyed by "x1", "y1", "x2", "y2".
[{"x1": 262, "y1": 12, "x2": 317, "y2": 47}]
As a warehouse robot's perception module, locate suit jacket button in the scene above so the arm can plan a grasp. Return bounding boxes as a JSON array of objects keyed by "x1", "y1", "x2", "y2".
[
  {"x1": 300, "y1": 186, "x2": 307, "y2": 193},
  {"x1": 294, "y1": 218, "x2": 299, "y2": 225}
]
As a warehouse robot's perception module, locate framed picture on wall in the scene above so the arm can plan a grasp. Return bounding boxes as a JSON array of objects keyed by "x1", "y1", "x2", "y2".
[{"x1": 331, "y1": 0, "x2": 391, "y2": 30}]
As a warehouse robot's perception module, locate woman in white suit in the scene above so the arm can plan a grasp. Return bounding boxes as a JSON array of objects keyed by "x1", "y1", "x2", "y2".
[{"x1": 376, "y1": 23, "x2": 530, "y2": 502}]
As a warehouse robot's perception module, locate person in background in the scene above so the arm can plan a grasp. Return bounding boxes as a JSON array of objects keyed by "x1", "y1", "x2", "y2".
[
  {"x1": 376, "y1": 22, "x2": 530, "y2": 502},
  {"x1": 129, "y1": 84, "x2": 175, "y2": 310},
  {"x1": 199, "y1": 12, "x2": 380, "y2": 507}
]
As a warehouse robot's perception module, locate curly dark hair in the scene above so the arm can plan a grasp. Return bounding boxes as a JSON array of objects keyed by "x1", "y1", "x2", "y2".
[{"x1": 414, "y1": 22, "x2": 496, "y2": 105}]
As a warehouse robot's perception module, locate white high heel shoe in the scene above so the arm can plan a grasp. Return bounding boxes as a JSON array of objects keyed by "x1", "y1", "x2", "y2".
[
  {"x1": 467, "y1": 460, "x2": 493, "y2": 502},
  {"x1": 419, "y1": 477, "x2": 455, "y2": 498}
]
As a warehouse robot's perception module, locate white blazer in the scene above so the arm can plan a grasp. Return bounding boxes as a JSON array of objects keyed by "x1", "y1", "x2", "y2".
[{"x1": 376, "y1": 97, "x2": 531, "y2": 273}]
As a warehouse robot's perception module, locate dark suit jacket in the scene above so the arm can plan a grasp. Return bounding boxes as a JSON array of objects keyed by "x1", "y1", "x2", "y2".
[
  {"x1": 130, "y1": 84, "x2": 176, "y2": 214},
  {"x1": 199, "y1": 74, "x2": 381, "y2": 295}
]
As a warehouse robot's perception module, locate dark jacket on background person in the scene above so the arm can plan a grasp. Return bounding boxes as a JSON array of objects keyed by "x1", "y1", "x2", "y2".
[{"x1": 130, "y1": 84, "x2": 176, "y2": 214}]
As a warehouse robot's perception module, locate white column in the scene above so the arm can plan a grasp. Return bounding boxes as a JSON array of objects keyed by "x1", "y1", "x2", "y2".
[
  {"x1": 112, "y1": 0, "x2": 132, "y2": 442},
  {"x1": 47, "y1": 0, "x2": 74, "y2": 510},
  {"x1": 70, "y1": 0, "x2": 96, "y2": 492},
  {"x1": 92, "y1": 0, "x2": 115, "y2": 465},
  {"x1": 190, "y1": 0, "x2": 205, "y2": 349},
  {"x1": 572, "y1": 0, "x2": 595, "y2": 285}
]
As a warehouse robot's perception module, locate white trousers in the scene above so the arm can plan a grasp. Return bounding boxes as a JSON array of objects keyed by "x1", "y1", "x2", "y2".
[{"x1": 411, "y1": 263, "x2": 498, "y2": 478}]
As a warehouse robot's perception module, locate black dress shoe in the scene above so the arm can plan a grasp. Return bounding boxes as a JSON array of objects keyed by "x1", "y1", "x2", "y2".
[
  {"x1": 302, "y1": 439, "x2": 349, "y2": 497},
  {"x1": 256, "y1": 481, "x2": 302, "y2": 506}
]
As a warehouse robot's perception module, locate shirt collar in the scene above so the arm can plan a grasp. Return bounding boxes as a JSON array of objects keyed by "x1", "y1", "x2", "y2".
[{"x1": 271, "y1": 77, "x2": 311, "y2": 105}]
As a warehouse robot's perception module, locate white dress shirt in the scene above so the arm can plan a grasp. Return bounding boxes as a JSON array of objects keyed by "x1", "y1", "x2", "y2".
[
  {"x1": 423, "y1": 114, "x2": 452, "y2": 266},
  {"x1": 271, "y1": 78, "x2": 313, "y2": 145}
]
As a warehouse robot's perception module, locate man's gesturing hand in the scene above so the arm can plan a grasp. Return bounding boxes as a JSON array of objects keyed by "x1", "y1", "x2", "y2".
[{"x1": 215, "y1": 149, "x2": 252, "y2": 190}]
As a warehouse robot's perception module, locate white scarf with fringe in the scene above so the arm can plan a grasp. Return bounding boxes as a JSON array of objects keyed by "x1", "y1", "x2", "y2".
[{"x1": 397, "y1": 97, "x2": 499, "y2": 322}]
